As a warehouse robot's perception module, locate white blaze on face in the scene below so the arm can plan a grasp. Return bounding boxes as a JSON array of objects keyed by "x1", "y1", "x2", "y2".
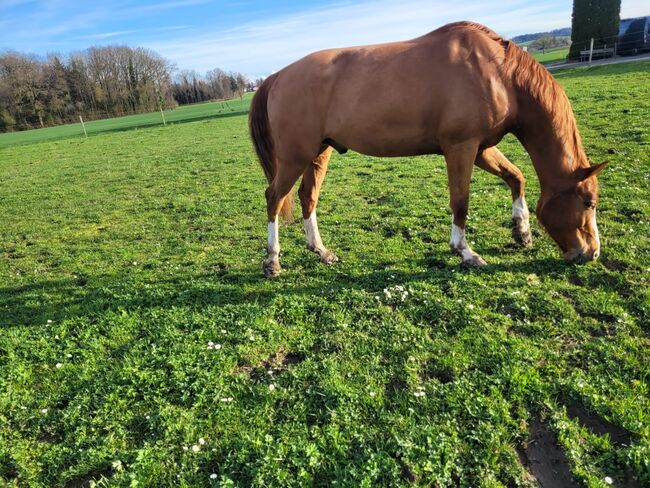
[
  {"x1": 512, "y1": 196, "x2": 529, "y2": 221},
  {"x1": 592, "y1": 212, "x2": 601, "y2": 258},
  {"x1": 268, "y1": 217, "x2": 279, "y2": 256},
  {"x1": 304, "y1": 210, "x2": 324, "y2": 251}
]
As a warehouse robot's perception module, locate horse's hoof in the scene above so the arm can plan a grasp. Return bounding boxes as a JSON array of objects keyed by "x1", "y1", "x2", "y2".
[
  {"x1": 513, "y1": 229, "x2": 533, "y2": 248},
  {"x1": 263, "y1": 259, "x2": 281, "y2": 278},
  {"x1": 462, "y1": 255, "x2": 487, "y2": 267},
  {"x1": 512, "y1": 218, "x2": 533, "y2": 248},
  {"x1": 320, "y1": 250, "x2": 339, "y2": 265}
]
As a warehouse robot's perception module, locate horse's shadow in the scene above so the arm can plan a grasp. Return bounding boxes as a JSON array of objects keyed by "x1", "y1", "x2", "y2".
[{"x1": 1, "y1": 252, "x2": 574, "y2": 329}]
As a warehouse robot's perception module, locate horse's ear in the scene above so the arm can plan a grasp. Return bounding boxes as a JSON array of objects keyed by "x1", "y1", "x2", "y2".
[{"x1": 577, "y1": 161, "x2": 608, "y2": 181}]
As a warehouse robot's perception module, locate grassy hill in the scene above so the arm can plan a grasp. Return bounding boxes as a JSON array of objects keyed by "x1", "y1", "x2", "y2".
[
  {"x1": 0, "y1": 96, "x2": 252, "y2": 148},
  {"x1": 1, "y1": 61, "x2": 649, "y2": 487},
  {"x1": 532, "y1": 46, "x2": 571, "y2": 65}
]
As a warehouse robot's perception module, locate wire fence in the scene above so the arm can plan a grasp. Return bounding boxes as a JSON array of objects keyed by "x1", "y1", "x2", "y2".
[{"x1": 0, "y1": 96, "x2": 252, "y2": 148}]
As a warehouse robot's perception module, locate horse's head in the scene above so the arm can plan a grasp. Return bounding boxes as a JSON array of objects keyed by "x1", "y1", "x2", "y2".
[{"x1": 536, "y1": 162, "x2": 607, "y2": 263}]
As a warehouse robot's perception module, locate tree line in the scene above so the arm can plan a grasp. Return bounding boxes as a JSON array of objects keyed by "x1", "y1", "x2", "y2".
[
  {"x1": 0, "y1": 46, "x2": 254, "y2": 132},
  {"x1": 171, "y1": 69, "x2": 259, "y2": 105}
]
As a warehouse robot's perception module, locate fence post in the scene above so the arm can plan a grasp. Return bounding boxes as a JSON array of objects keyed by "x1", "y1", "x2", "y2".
[
  {"x1": 159, "y1": 105, "x2": 167, "y2": 126},
  {"x1": 614, "y1": 42, "x2": 617, "y2": 57},
  {"x1": 79, "y1": 115, "x2": 88, "y2": 138},
  {"x1": 588, "y1": 38, "x2": 594, "y2": 64}
]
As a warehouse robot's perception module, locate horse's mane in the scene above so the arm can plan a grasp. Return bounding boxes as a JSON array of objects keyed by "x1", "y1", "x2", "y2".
[{"x1": 436, "y1": 22, "x2": 588, "y2": 169}]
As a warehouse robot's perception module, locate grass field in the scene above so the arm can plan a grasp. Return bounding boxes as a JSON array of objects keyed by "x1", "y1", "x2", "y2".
[
  {"x1": 0, "y1": 96, "x2": 251, "y2": 148},
  {"x1": 532, "y1": 46, "x2": 570, "y2": 65},
  {"x1": 1, "y1": 61, "x2": 649, "y2": 487}
]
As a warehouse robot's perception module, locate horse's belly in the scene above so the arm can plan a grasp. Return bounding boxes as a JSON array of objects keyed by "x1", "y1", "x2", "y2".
[
  {"x1": 327, "y1": 114, "x2": 443, "y2": 158},
  {"x1": 345, "y1": 138, "x2": 442, "y2": 158}
]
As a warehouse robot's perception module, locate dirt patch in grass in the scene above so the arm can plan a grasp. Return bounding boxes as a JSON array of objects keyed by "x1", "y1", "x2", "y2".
[
  {"x1": 563, "y1": 400, "x2": 638, "y2": 447},
  {"x1": 516, "y1": 418, "x2": 579, "y2": 488},
  {"x1": 235, "y1": 350, "x2": 306, "y2": 381},
  {"x1": 601, "y1": 259, "x2": 629, "y2": 272}
]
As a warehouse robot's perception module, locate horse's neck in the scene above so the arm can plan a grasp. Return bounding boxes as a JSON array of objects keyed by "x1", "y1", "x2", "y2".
[{"x1": 516, "y1": 102, "x2": 584, "y2": 192}]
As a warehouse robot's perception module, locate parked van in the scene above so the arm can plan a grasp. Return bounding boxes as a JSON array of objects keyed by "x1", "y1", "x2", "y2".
[{"x1": 618, "y1": 16, "x2": 650, "y2": 55}]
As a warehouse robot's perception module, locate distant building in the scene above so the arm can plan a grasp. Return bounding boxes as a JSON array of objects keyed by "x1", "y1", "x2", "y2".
[{"x1": 618, "y1": 16, "x2": 650, "y2": 55}]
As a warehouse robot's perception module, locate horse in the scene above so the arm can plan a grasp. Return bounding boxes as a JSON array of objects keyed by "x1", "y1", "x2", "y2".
[{"x1": 249, "y1": 21, "x2": 606, "y2": 278}]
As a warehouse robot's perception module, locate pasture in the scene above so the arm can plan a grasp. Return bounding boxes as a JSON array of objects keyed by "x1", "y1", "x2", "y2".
[
  {"x1": 532, "y1": 46, "x2": 571, "y2": 65},
  {"x1": 0, "y1": 97, "x2": 250, "y2": 148},
  {"x1": 1, "y1": 61, "x2": 649, "y2": 487}
]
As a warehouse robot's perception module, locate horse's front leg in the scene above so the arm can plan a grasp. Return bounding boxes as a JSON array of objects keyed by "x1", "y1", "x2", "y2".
[
  {"x1": 444, "y1": 141, "x2": 487, "y2": 267},
  {"x1": 475, "y1": 147, "x2": 532, "y2": 247}
]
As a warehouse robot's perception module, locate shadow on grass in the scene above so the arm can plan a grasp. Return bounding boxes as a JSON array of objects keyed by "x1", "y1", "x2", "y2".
[
  {"x1": 554, "y1": 59, "x2": 650, "y2": 79},
  {"x1": 96, "y1": 109, "x2": 248, "y2": 137},
  {"x1": 0, "y1": 110, "x2": 248, "y2": 149},
  {"x1": 1, "y1": 255, "x2": 574, "y2": 328}
]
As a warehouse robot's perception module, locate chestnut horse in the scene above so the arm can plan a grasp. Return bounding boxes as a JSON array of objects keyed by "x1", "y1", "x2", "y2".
[{"x1": 250, "y1": 21, "x2": 606, "y2": 277}]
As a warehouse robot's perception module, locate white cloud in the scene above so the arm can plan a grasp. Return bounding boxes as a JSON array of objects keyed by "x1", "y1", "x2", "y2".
[
  {"x1": 78, "y1": 30, "x2": 136, "y2": 40},
  {"x1": 146, "y1": 0, "x2": 575, "y2": 76}
]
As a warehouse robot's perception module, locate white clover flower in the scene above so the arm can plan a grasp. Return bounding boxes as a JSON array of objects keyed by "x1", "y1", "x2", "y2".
[
  {"x1": 55, "y1": 363, "x2": 63, "y2": 369},
  {"x1": 66, "y1": 353, "x2": 72, "y2": 358},
  {"x1": 369, "y1": 391, "x2": 376, "y2": 397},
  {"x1": 220, "y1": 397, "x2": 233, "y2": 403},
  {"x1": 214, "y1": 344, "x2": 222, "y2": 350},
  {"x1": 192, "y1": 444, "x2": 200, "y2": 452},
  {"x1": 41, "y1": 408, "x2": 48, "y2": 414},
  {"x1": 210, "y1": 473, "x2": 218, "y2": 480},
  {"x1": 269, "y1": 384, "x2": 276, "y2": 392},
  {"x1": 198, "y1": 437, "x2": 206, "y2": 445},
  {"x1": 47, "y1": 319, "x2": 53, "y2": 324},
  {"x1": 604, "y1": 477, "x2": 613, "y2": 485}
]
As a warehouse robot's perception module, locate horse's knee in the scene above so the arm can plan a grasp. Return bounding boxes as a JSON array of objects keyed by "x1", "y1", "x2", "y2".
[{"x1": 504, "y1": 170, "x2": 525, "y2": 197}]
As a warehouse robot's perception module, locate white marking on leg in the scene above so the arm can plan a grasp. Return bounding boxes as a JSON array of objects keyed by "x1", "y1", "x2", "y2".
[
  {"x1": 512, "y1": 196, "x2": 529, "y2": 221},
  {"x1": 304, "y1": 210, "x2": 324, "y2": 252},
  {"x1": 450, "y1": 219, "x2": 486, "y2": 266},
  {"x1": 451, "y1": 222, "x2": 465, "y2": 249},
  {"x1": 268, "y1": 217, "x2": 279, "y2": 257}
]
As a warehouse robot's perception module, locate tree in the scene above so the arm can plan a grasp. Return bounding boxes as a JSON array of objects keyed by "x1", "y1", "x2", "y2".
[
  {"x1": 532, "y1": 35, "x2": 556, "y2": 53},
  {"x1": 569, "y1": 0, "x2": 621, "y2": 60},
  {"x1": 0, "y1": 45, "x2": 175, "y2": 132}
]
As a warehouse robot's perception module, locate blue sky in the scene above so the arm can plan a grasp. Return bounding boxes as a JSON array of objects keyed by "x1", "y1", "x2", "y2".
[{"x1": 1, "y1": 0, "x2": 648, "y2": 77}]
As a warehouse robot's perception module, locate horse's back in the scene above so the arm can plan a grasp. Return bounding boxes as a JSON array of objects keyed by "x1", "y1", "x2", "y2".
[{"x1": 267, "y1": 23, "x2": 515, "y2": 158}]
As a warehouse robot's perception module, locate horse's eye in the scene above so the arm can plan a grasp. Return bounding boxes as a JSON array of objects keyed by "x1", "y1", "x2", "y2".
[{"x1": 584, "y1": 200, "x2": 596, "y2": 209}]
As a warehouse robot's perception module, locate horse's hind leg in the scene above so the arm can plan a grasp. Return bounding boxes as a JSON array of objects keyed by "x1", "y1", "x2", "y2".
[
  {"x1": 444, "y1": 140, "x2": 487, "y2": 267},
  {"x1": 298, "y1": 145, "x2": 339, "y2": 264},
  {"x1": 475, "y1": 147, "x2": 532, "y2": 247},
  {"x1": 263, "y1": 162, "x2": 307, "y2": 278}
]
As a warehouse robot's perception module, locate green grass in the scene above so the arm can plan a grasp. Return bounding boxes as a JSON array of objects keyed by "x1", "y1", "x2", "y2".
[
  {"x1": 532, "y1": 46, "x2": 570, "y2": 65},
  {"x1": 1, "y1": 61, "x2": 649, "y2": 487},
  {"x1": 0, "y1": 95, "x2": 252, "y2": 148}
]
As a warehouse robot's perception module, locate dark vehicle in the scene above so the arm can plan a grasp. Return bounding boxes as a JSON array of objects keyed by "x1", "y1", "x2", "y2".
[{"x1": 618, "y1": 16, "x2": 650, "y2": 55}]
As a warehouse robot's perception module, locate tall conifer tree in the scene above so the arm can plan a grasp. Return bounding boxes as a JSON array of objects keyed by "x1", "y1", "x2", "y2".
[{"x1": 569, "y1": 0, "x2": 621, "y2": 59}]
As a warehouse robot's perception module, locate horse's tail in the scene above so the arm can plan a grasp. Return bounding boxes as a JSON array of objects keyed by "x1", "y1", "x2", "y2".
[{"x1": 249, "y1": 73, "x2": 294, "y2": 222}]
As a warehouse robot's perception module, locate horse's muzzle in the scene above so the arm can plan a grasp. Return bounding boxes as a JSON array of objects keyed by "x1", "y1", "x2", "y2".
[{"x1": 564, "y1": 248, "x2": 600, "y2": 263}]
